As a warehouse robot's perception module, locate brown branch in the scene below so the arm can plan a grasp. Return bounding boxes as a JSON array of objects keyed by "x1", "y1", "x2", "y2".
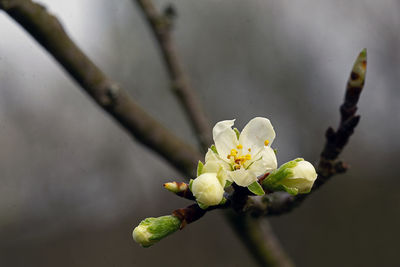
[
  {"x1": 172, "y1": 202, "x2": 229, "y2": 228},
  {"x1": 0, "y1": 0, "x2": 202, "y2": 177},
  {"x1": 134, "y1": 0, "x2": 212, "y2": 150},
  {"x1": 251, "y1": 49, "x2": 368, "y2": 216},
  {"x1": 317, "y1": 49, "x2": 367, "y2": 183}
]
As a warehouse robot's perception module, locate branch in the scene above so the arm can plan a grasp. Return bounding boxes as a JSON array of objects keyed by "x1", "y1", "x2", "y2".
[
  {"x1": 134, "y1": 0, "x2": 212, "y2": 150},
  {"x1": 0, "y1": 0, "x2": 201, "y2": 177},
  {"x1": 253, "y1": 49, "x2": 368, "y2": 216},
  {"x1": 317, "y1": 49, "x2": 367, "y2": 183}
]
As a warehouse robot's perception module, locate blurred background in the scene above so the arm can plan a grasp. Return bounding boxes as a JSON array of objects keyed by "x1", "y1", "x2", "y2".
[{"x1": 0, "y1": 0, "x2": 399, "y2": 266}]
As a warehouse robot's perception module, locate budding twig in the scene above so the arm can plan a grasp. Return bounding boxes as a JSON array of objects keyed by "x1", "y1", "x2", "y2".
[
  {"x1": 317, "y1": 49, "x2": 367, "y2": 184},
  {"x1": 255, "y1": 49, "x2": 368, "y2": 216}
]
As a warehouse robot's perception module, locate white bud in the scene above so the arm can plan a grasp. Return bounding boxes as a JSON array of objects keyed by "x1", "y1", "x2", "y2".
[
  {"x1": 286, "y1": 160, "x2": 318, "y2": 193},
  {"x1": 264, "y1": 158, "x2": 317, "y2": 195},
  {"x1": 191, "y1": 173, "x2": 224, "y2": 206}
]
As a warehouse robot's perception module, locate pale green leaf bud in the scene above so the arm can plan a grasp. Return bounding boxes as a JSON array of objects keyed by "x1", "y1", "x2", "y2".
[
  {"x1": 191, "y1": 173, "x2": 224, "y2": 206},
  {"x1": 263, "y1": 158, "x2": 317, "y2": 195},
  {"x1": 132, "y1": 215, "x2": 181, "y2": 247}
]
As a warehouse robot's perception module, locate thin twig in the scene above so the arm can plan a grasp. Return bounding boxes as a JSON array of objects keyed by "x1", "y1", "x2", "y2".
[
  {"x1": 134, "y1": 0, "x2": 212, "y2": 150},
  {"x1": 163, "y1": 181, "x2": 195, "y2": 200},
  {"x1": 0, "y1": 0, "x2": 201, "y2": 177},
  {"x1": 254, "y1": 49, "x2": 368, "y2": 216}
]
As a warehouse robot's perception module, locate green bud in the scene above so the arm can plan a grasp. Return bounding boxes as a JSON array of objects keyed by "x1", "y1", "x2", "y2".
[
  {"x1": 263, "y1": 158, "x2": 317, "y2": 195},
  {"x1": 132, "y1": 215, "x2": 181, "y2": 247}
]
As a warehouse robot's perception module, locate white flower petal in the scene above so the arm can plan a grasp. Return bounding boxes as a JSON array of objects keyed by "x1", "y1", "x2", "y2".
[
  {"x1": 204, "y1": 149, "x2": 231, "y2": 172},
  {"x1": 228, "y1": 169, "x2": 257, "y2": 187},
  {"x1": 239, "y1": 117, "x2": 275, "y2": 156},
  {"x1": 292, "y1": 161, "x2": 318, "y2": 182},
  {"x1": 205, "y1": 148, "x2": 219, "y2": 162},
  {"x1": 202, "y1": 160, "x2": 220, "y2": 173},
  {"x1": 212, "y1": 119, "x2": 238, "y2": 160},
  {"x1": 248, "y1": 146, "x2": 277, "y2": 176}
]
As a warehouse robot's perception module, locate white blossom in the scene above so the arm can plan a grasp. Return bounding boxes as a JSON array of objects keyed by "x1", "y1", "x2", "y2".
[{"x1": 208, "y1": 117, "x2": 277, "y2": 187}]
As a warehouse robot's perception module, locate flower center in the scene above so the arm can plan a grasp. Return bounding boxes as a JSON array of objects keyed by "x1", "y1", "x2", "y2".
[{"x1": 227, "y1": 144, "x2": 252, "y2": 170}]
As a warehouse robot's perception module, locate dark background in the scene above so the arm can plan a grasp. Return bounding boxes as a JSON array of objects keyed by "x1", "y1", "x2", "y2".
[{"x1": 0, "y1": 0, "x2": 399, "y2": 266}]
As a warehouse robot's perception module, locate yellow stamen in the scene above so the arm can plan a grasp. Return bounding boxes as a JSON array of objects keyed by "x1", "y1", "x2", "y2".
[
  {"x1": 264, "y1": 140, "x2": 269, "y2": 146},
  {"x1": 230, "y1": 146, "x2": 253, "y2": 170},
  {"x1": 248, "y1": 148, "x2": 251, "y2": 152}
]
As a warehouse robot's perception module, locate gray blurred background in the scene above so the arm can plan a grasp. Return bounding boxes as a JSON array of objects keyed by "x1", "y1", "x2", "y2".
[{"x1": 0, "y1": 0, "x2": 399, "y2": 266}]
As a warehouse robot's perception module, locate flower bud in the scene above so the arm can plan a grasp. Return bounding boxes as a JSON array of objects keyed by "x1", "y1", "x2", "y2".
[
  {"x1": 132, "y1": 215, "x2": 181, "y2": 247},
  {"x1": 163, "y1": 181, "x2": 188, "y2": 193},
  {"x1": 263, "y1": 158, "x2": 317, "y2": 195},
  {"x1": 191, "y1": 173, "x2": 224, "y2": 207}
]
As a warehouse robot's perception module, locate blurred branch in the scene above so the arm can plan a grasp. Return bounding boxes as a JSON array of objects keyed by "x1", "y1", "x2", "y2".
[
  {"x1": 0, "y1": 0, "x2": 201, "y2": 177},
  {"x1": 226, "y1": 212, "x2": 294, "y2": 267},
  {"x1": 134, "y1": 0, "x2": 212, "y2": 150}
]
